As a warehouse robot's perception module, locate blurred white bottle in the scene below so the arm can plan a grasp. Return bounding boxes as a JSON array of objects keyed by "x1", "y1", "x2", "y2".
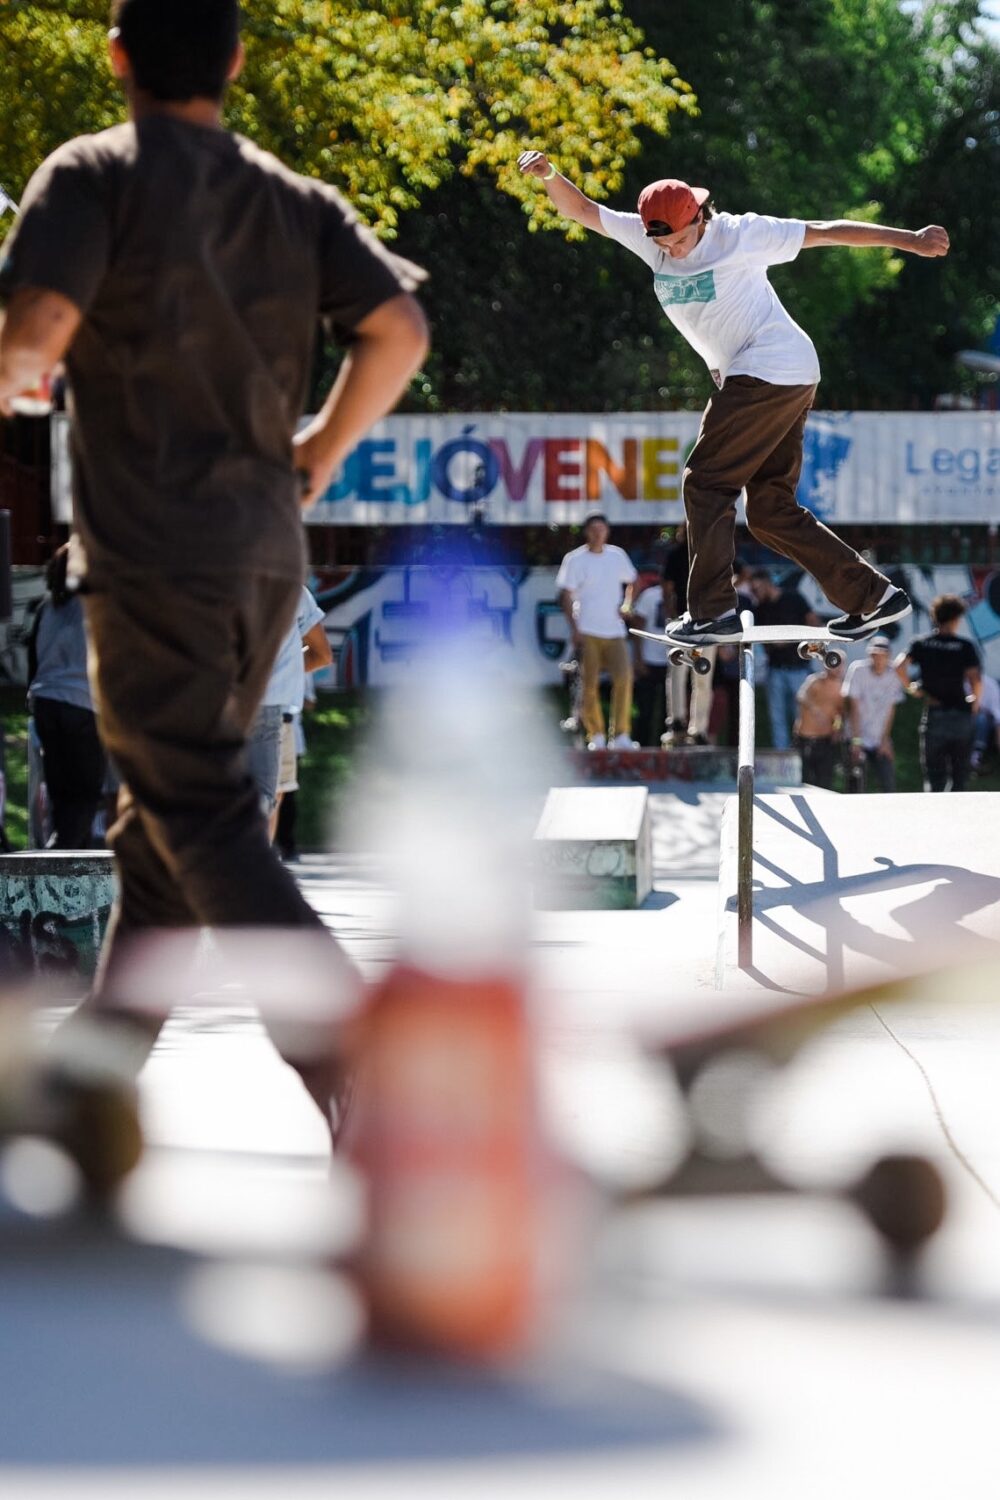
[{"x1": 345, "y1": 629, "x2": 559, "y2": 1358}]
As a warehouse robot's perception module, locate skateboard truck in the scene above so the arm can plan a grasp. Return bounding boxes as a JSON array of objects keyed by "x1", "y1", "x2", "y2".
[
  {"x1": 796, "y1": 640, "x2": 846, "y2": 670},
  {"x1": 667, "y1": 645, "x2": 713, "y2": 676}
]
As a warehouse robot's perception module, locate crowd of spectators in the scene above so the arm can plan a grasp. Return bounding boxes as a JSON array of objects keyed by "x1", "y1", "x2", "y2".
[{"x1": 557, "y1": 524, "x2": 994, "y2": 793}]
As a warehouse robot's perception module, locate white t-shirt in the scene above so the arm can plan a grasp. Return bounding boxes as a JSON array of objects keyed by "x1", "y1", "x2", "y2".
[
  {"x1": 842, "y1": 659, "x2": 904, "y2": 749},
  {"x1": 633, "y1": 584, "x2": 670, "y2": 665},
  {"x1": 262, "y1": 586, "x2": 326, "y2": 711},
  {"x1": 556, "y1": 543, "x2": 637, "y2": 639},
  {"x1": 598, "y1": 207, "x2": 820, "y2": 387}
]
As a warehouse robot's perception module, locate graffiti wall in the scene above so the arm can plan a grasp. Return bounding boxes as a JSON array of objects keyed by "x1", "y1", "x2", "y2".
[
  {"x1": 310, "y1": 561, "x2": 1000, "y2": 688},
  {"x1": 0, "y1": 856, "x2": 115, "y2": 979}
]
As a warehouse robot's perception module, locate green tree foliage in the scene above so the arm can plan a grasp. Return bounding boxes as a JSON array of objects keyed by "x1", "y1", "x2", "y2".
[
  {"x1": 0, "y1": 1, "x2": 997, "y2": 411},
  {"x1": 396, "y1": 0, "x2": 1000, "y2": 411},
  {"x1": 624, "y1": 0, "x2": 1000, "y2": 407},
  {"x1": 0, "y1": 2, "x2": 121, "y2": 193},
  {"x1": 0, "y1": 1, "x2": 692, "y2": 220}
]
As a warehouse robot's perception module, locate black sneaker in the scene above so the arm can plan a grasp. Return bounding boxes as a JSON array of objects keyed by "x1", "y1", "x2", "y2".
[
  {"x1": 828, "y1": 587, "x2": 911, "y2": 639},
  {"x1": 664, "y1": 611, "x2": 742, "y2": 644}
]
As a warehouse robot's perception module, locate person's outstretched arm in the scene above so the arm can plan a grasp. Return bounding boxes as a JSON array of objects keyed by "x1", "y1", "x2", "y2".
[
  {"x1": 802, "y1": 221, "x2": 949, "y2": 256},
  {"x1": 294, "y1": 292, "x2": 428, "y2": 508},
  {"x1": 517, "y1": 151, "x2": 609, "y2": 236}
]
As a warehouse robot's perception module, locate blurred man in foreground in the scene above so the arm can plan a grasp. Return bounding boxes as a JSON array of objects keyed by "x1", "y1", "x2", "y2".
[{"x1": 0, "y1": 0, "x2": 428, "y2": 1136}]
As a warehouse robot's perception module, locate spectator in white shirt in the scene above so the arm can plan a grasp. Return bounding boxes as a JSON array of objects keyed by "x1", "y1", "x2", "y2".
[
  {"x1": 842, "y1": 635, "x2": 904, "y2": 792},
  {"x1": 556, "y1": 512, "x2": 637, "y2": 750}
]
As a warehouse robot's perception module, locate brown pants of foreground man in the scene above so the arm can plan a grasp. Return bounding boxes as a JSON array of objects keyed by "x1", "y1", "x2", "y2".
[
  {"x1": 580, "y1": 634, "x2": 633, "y2": 740},
  {"x1": 684, "y1": 376, "x2": 890, "y2": 622},
  {"x1": 73, "y1": 571, "x2": 350, "y2": 1134}
]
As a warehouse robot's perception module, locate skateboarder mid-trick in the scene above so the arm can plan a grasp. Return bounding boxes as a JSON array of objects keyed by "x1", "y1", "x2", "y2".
[{"x1": 517, "y1": 152, "x2": 950, "y2": 643}]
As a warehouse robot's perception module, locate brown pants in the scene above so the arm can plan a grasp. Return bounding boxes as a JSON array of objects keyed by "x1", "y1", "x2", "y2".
[
  {"x1": 684, "y1": 376, "x2": 888, "y2": 620},
  {"x1": 77, "y1": 571, "x2": 346, "y2": 1127},
  {"x1": 580, "y1": 634, "x2": 632, "y2": 740}
]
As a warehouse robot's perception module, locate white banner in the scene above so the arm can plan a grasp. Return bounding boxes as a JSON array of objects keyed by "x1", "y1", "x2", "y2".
[
  {"x1": 51, "y1": 409, "x2": 1000, "y2": 527},
  {"x1": 306, "y1": 409, "x2": 1000, "y2": 526}
]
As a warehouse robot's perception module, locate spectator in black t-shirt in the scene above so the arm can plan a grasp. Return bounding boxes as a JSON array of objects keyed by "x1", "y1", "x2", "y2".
[
  {"x1": 750, "y1": 569, "x2": 820, "y2": 751},
  {"x1": 896, "y1": 594, "x2": 981, "y2": 792}
]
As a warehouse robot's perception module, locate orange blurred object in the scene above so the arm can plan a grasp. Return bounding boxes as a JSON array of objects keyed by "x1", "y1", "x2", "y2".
[{"x1": 348, "y1": 963, "x2": 543, "y2": 1360}]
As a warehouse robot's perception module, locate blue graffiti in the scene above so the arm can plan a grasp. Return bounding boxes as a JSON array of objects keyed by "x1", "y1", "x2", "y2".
[
  {"x1": 798, "y1": 422, "x2": 852, "y2": 519},
  {"x1": 330, "y1": 439, "x2": 433, "y2": 506}
]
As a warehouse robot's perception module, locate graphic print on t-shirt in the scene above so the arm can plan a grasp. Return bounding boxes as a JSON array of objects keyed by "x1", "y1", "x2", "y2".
[{"x1": 654, "y1": 270, "x2": 717, "y2": 308}]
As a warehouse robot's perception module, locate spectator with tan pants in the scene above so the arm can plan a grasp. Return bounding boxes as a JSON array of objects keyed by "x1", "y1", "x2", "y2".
[{"x1": 556, "y1": 512, "x2": 637, "y2": 750}]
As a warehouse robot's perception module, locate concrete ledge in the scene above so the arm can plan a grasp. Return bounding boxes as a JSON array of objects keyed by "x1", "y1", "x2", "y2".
[
  {"x1": 534, "y1": 786, "x2": 652, "y2": 909},
  {"x1": 0, "y1": 852, "x2": 116, "y2": 979},
  {"x1": 568, "y1": 747, "x2": 801, "y2": 786}
]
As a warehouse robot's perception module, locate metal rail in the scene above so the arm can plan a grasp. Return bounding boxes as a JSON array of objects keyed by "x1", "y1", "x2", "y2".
[{"x1": 736, "y1": 609, "x2": 756, "y2": 968}]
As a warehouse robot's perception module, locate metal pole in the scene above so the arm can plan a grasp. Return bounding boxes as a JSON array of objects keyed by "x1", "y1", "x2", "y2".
[{"x1": 737, "y1": 609, "x2": 756, "y2": 968}]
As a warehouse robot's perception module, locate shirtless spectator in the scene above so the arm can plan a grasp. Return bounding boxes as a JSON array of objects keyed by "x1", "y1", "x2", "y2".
[{"x1": 793, "y1": 663, "x2": 845, "y2": 789}]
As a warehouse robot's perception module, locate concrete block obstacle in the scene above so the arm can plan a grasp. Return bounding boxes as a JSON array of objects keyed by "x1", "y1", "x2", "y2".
[
  {"x1": 717, "y1": 791, "x2": 1000, "y2": 993},
  {"x1": 0, "y1": 851, "x2": 116, "y2": 980},
  {"x1": 534, "y1": 786, "x2": 652, "y2": 909},
  {"x1": 567, "y1": 745, "x2": 801, "y2": 786}
]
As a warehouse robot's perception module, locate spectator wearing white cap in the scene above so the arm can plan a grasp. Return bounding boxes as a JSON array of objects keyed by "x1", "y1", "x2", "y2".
[{"x1": 842, "y1": 635, "x2": 903, "y2": 792}]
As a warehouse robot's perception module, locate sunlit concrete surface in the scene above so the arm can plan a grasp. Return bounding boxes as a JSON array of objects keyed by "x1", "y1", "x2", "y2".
[{"x1": 2, "y1": 785, "x2": 999, "y2": 1496}]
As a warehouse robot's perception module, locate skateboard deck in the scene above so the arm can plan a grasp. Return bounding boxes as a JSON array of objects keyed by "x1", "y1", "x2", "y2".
[{"x1": 630, "y1": 624, "x2": 877, "y2": 647}]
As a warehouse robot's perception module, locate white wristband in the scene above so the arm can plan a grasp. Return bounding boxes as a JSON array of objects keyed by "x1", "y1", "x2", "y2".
[{"x1": 543, "y1": 164, "x2": 556, "y2": 180}]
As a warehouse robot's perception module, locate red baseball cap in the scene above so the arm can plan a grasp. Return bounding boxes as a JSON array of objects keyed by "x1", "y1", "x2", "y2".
[{"x1": 638, "y1": 178, "x2": 709, "y2": 236}]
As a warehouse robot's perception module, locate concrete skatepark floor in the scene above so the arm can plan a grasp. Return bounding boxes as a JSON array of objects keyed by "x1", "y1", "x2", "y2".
[{"x1": 2, "y1": 785, "x2": 999, "y2": 1497}]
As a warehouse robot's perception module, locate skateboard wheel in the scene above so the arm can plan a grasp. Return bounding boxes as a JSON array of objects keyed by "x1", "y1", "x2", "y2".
[
  {"x1": 851, "y1": 1154, "x2": 946, "y2": 1253},
  {"x1": 693, "y1": 656, "x2": 712, "y2": 676},
  {"x1": 823, "y1": 650, "x2": 845, "y2": 670},
  {"x1": 668, "y1": 648, "x2": 686, "y2": 667},
  {"x1": 796, "y1": 642, "x2": 813, "y2": 662}
]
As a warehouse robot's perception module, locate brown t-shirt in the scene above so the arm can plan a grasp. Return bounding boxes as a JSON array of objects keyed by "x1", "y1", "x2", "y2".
[{"x1": 0, "y1": 118, "x2": 424, "y2": 585}]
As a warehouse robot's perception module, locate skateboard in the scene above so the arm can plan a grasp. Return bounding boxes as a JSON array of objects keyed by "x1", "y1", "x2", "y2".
[
  {"x1": 620, "y1": 959, "x2": 995, "y2": 1281},
  {"x1": 631, "y1": 622, "x2": 878, "y2": 673}
]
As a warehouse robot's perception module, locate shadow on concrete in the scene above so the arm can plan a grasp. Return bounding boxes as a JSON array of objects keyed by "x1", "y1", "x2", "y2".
[
  {"x1": 0, "y1": 1218, "x2": 720, "y2": 1468},
  {"x1": 727, "y1": 794, "x2": 1000, "y2": 993}
]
